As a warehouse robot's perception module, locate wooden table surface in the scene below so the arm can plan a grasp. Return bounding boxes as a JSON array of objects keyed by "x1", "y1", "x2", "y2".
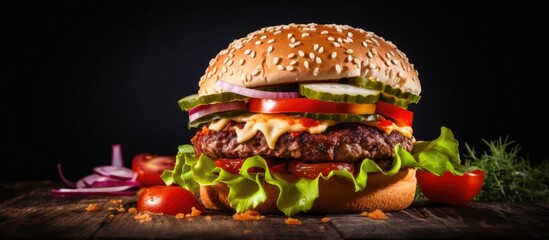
[{"x1": 1, "y1": 181, "x2": 548, "y2": 239}]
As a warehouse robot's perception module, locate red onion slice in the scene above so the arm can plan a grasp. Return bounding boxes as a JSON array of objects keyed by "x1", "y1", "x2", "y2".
[
  {"x1": 50, "y1": 188, "x2": 136, "y2": 197},
  {"x1": 93, "y1": 166, "x2": 136, "y2": 180},
  {"x1": 216, "y1": 80, "x2": 300, "y2": 98},
  {"x1": 188, "y1": 101, "x2": 248, "y2": 123}
]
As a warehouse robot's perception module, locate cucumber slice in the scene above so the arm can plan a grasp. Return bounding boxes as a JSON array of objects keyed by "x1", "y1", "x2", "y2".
[
  {"x1": 379, "y1": 93, "x2": 410, "y2": 109},
  {"x1": 178, "y1": 92, "x2": 248, "y2": 111},
  {"x1": 344, "y1": 77, "x2": 421, "y2": 103},
  {"x1": 303, "y1": 113, "x2": 380, "y2": 122},
  {"x1": 188, "y1": 110, "x2": 249, "y2": 129},
  {"x1": 299, "y1": 83, "x2": 380, "y2": 104}
]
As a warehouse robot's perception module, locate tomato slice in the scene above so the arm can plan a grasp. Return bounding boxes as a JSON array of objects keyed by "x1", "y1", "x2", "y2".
[
  {"x1": 375, "y1": 101, "x2": 413, "y2": 127},
  {"x1": 214, "y1": 158, "x2": 289, "y2": 174},
  {"x1": 249, "y1": 98, "x2": 375, "y2": 114},
  {"x1": 287, "y1": 160, "x2": 355, "y2": 179},
  {"x1": 416, "y1": 169, "x2": 485, "y2": 205},
  {"x1": 131, "y1": 153, "x2": 176, "y2": 187},
  {"x1": 137, "y1": 185, "x2": 204, "y2": 215}
]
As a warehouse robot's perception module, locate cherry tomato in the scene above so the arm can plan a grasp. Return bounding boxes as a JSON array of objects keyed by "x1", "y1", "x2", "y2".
[
  {"x1": 287, "y1": 160, "x2": 355, "y2": 179},
  {"x1": 249, "y1": 98, "x2": 375, "y2": 114},
  {"x1": 214, "y1": 158, "x2": 289, "y2": 174},
  {"x1": 375, "y1": 101, "x2": 414, "y2": 127},
  {"x1": 131, "y1": 153, "x2": 175, "y2": 187},
  {"x1": 416, "y1": 169, "x2": 485, "y2": 205},
  {"x1": 137, "y1": 185, "x2": 204, "y2": 215}
]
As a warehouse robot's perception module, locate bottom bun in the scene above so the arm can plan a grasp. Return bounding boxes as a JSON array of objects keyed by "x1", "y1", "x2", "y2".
[{"x1": 199, "y1": 167, "x2": 417, "y2": 214}]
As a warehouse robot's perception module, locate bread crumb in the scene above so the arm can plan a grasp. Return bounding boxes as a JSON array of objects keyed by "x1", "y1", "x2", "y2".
[
  {"x1": 108, "y1": 214, "x2": 115, "y2": 219},
  {"x1": 204, "y1": 216, "x2": 212, "y2": 222},
  {"x1": 110, "y1": 199, "x2": 122, "y2": 204},
  {"x1": 360, "y1": 209, "x2": 388, "y2": 220},
  {"x1": 243, "y1": 229, "x2": 252, "y2": 234},
  {"x1": 285, "y1": 217, "x2": 302, "y2": 225},
  {"x1": 128, "y1": 207, "x2": 137, "y2": 214},
  {"x1": 175, "y1": 213, "x2": 185, "y2": 219},
  {"x1": 187, "y1": 217, "x2": 194, "y2": 221},
  {"x1": 134, "y1": 213, "x2": 152, "y2": 223},
  {"x1": 85, "y1": 203, "x2": 101, "y2": 211},
  {"x1": 116, "y1": 207, "x2": 126, "y2": 213},
  {"x1": 321, "y1": 217, "x2": 330, "y2": 223},
  {"x1": 190, "y1": 207, "x2": 202, "y2": 217},
  {"x1": 233, "y1": 210, "x2": 265, "y2": 221}
]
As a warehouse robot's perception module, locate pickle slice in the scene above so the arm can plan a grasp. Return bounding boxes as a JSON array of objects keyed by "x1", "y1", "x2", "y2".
[
  {"x1": 303, "y1": 112, "x2": 380, "y2": 122},
  {"x1": 299, "y1": 83, "x2": 380, "y2": 104},
  {"x1": 188, "y1": 110, "x2": 248, "y2": 129},
  {"x1": 379, "y1": 93, "x2": 410, "y2": 109},
  {"x1": 178, "y1": 92, "x2": 248, "y2": 111},
  {"x1": 344, "y1": 77, "x2": 421, "y2": 103}
]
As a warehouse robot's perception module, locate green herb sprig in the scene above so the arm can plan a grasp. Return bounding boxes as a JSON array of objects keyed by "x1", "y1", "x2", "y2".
[{"x1": 464, "y1": 137, "x2": 549, "y2": 202}]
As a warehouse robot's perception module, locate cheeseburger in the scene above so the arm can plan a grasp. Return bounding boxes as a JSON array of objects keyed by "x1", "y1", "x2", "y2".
[{"x1": 162, "y1": 23, "x2": 470, "y2": 216}]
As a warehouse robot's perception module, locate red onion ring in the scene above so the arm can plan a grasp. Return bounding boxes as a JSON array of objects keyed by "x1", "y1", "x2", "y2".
[
  {"x1": 188, "y1": 101, "x2": 248, "y2": 123},
  {"x1": 216, "y1": 80, "x2": 300, "y2": 98}
]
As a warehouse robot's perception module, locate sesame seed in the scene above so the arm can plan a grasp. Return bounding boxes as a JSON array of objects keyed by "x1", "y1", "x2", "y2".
[
  {"x1": 234, "y1": 44, "x2": 243, "y2": 50},
  {"x1": 290, "y1": 60, "x2": 297, "y2": 65},
  {"x1": 251, "y1": 51, "x2": 256, "y2": 58},
  {"x1": 239, "y1": 59, "x2": 245, "y2": 65},
  {"x1": 207, "y1": 71, "x2": 212, "y2": 79},
  {"x1": 228, "y1": 53, "x2": 234, "y2": 58},
  {"x1": 260, "y1": 35, "x2": 267, "y2": 40},
  {"x1": 283, "y1": 26, "x2": 290, "y2": 30},
  {"x1": 255, "y1": 40, "x2": 262, "y2": 45},
  {"x1": 314, "y1": 44, "x2": 319, "y2": 51},
  {"x1": 313, "y1": 67, "x2": 320, "y2": 76},
  {"x1": 385, "y1": 53, "x2": 391, "y2": 59},
  {"x1": 268, "y1": 46, "x2": 274, "y2": 53},
  {"x1": 304, "y1": 61, "x2": 310, "y2": 69},
  {"x1": 267, "y1": 39, "x2": 275, "y2": 44},
  {"x1": 332, "y1": 42, "x2": 341, "y2": 48},
  {"x1": 368, "y1": 63, "x2": 377, "y2": 69},
  {"x1": 273, "y1": 57, "x2": 280, "y2": 65},
  {"x1": 362, "y1": 41, "x2": 368, "y2": 48},
  {"x1": 371, "y1": 48, "x2": 378, "y2": 55},
  {"x1": 367, "y1": 51, "x2": 373, "y2": 58},
  {"x1": 331, "y1": 52, "x2": 337, "y2": 59},
  {"x1": 336, "y1": 28, "x2": 343, "y2": 33},
  {"x1": 212, "y1": 67, "x2": 217, "y2": 74},
  {"x1": 209, "y1": 58, "x2": 216, "y2": 66},
  {"x1": 301, "y1": 33, "x2": 310, "y2": 37},
  {"x1": 229, "y1": 48, "x2": 235, "y2": 54},
  {"x1": 223, "y1": 57, "x2": 229, "y2": 64},
  {"x1": 244, "y1": 49, "x2": 251, "y2": 55},
  {"x1": 353, "y1": 58, "x2": 361, "y2": 64},
  {"x1": 288, "y1": 53, "x2": 296, "y2": 59},
  {"x1": 385, "y1": 60, "x2": 392, "y2": 67},
  {"x1": 227, "y1": 59, "x2": 234, "y2": 66},
  {"x1": 335, "y1": 64, "x2": 342, "y2": 74},
  {"x1": 274, "y1": 30, "x2": 282, "y2": 35},
  {"x1": 345, "y1": 37, "x2": 353, "y2": 43},
  {"x1": 362, "y1": 59, "x2": 369, "y2": 66},
  {"x1": 287, "y1": 33, "x2": 293, "y2": 38},
  {"x1": 346, "y1": 49, "x2": 354, "y2": 54},
  {"x1": 347, "y1": 55, "x2": 352, "y2": 62},
  {"x1": 309, "y1": 52, "x2": 315, "y2": 59},
  {"x1": 293, "y1": 41, "x2": 301, "y2": 47},
  {"x1": 252, "y1": 69, "x2": 260, "y2": 76},
  {"x1": 392, "y1": 59, "x2": 400, "y2": 65},
  {"x1": 286, "y1": 66, "x2": 295, "y2": 71},
  {"x1": 318, "y1": 46, "x2": 324, "y2": 53},
  {"x1": 316, "y1": 57, "x2": 322, "y2": 64},
  {"x1": 222, "y1": 66, "x2": 227, "y2": 73},
  {"x1": 337, "y1": 38, "x2": 343, "y2": 43},
  {"x1": 398, "y1": 71, "x2": 406, "y2": 77},
  {"x1": 347, "y1": 32, "x2": 353, "y2": 37},
  {"x1": 219, "y1": 49, "x2": 229, "y2": 55},
  {"x1": 298, "y1": 50, "x2": 305, "y2": 57},
  {"x1": 277, "y1": 65, "x2": 284, "y2": 70},
  {"x1": 321, "y1": 30, "x2": 328, "y2": 35},
  {"x1": 291, "y1": 37, "x2": 296, "y2": 43},
  {"x1": 327, "y1": 36, "x2": 335, "y2": 41}
]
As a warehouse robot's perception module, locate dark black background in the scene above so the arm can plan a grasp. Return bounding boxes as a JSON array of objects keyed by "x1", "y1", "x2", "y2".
[{"x1": 2, "y1": 1, "x2": 546, "y2": 183}]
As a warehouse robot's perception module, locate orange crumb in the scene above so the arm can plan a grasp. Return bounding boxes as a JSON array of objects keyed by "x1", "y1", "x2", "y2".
[
  {"x1": 204, "y1": 216, "x2": 212, "y2": 222},
  {"x1": 321, "y1": 217, "x2": 330, "y2": 223},
  {"x1": 285, "y1": 217, "x2": 302, "y2": 225},
  {"x1": 190, "y1": 207, "x2": 202, "y2": 217},
  {"x1": 108, "y1": 214, "x2": 115, "y2": 219},
  {"x1": 116, "y1": 207, "x2": 126, "y2": 213},
  {"x1": 128, "y1": 207, "x2": 137, "y2": 214},
  {"x1": 360, "y1": 209, "x2": 388, "y2": 220},
  {"x1": 85, "y1": 203, "x2": 101, "y2": 211},
  {"x1": 134, "y1": 213, "x2": 153, "y2": 223},
  {"x1": 175, "y1": 213, "x2": 185, "y2": 219},
  {"x1": 243, "y1": 229, "x2": 252, "y2": 234},
  {"x1": 233, "y1": 210, "x2": 265, "y2": 221},
  {"x1": 110, "y1": 199, "x2": 122, "y2": 204}
]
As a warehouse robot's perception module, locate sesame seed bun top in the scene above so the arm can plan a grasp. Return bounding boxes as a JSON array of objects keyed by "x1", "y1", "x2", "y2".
[{"x1": 198, "y1": 23, "x2": 421, "y2": 96}]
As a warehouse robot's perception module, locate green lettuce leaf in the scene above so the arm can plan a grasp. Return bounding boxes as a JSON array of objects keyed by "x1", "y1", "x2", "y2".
[{"x1": 163, "y1": 126, "x2": 476, "y2": 216}]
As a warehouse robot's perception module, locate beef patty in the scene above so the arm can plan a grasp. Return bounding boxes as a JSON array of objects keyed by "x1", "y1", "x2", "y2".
[{"x1": 192, "y1": 121, "x2": 413, "y2": 163}]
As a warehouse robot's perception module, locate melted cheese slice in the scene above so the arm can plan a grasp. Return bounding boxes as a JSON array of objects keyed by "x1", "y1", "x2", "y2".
[{"x1": 209, "y1": 113, "x2": 413, "y2": 149}]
